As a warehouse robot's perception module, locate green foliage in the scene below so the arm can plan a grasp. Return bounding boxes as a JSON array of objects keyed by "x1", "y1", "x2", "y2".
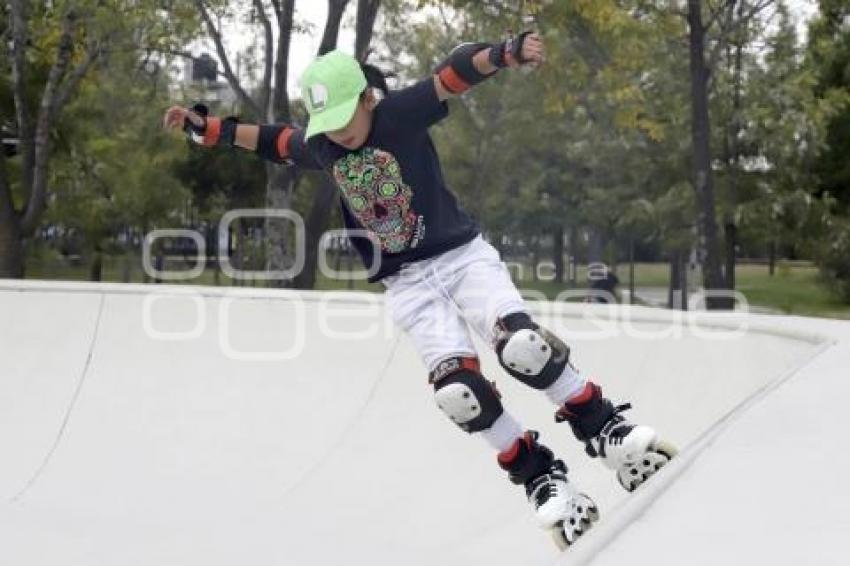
[
  {"x1": 377, "y1": 0, "x2": 850, "y2": 310},
  {"x1": 2, "y1": 0, "x2": 204, "y2": 277},
  {"x1": 807, "y1": 0, "x2": 850, "y2": 211},
  {"x1": 48, "y1": 50, "x2": 192, "y2": 255},
  {"x1": 802, "y1": 0, "x2": 850, "y2": 300},
  {"x1": 11, "y1": 0, "x2": 849, "y2": 306},
  {"x1": 814, "y1": 217, "x2": 850, "y2": 302},
  {"x1": 381, "y1": 0, "x2": 695, "y2": 262}
]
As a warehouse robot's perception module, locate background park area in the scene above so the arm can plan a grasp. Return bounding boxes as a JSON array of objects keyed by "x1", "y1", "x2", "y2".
[{"x1": 3, "y1": 0, "x2": 850, "y2": 321}]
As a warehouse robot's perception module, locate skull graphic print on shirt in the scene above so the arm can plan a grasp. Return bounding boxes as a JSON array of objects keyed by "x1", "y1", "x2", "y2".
[{"x1": 332, "y1": 147, "x2": 420, "y2": 254}]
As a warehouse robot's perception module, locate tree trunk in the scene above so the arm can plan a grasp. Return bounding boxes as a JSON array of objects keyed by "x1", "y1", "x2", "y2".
[
  {"x1": 552, "y1": 226, "x2": 565, "y2": 283},
  {"x1": 687, "y1": 0, "x2": 726, "y2": 309},
  {"x1": 724, "y1": 221, "x2": 736, "y2": 289},
  {"x1": 234, "y1": 228, "x2": 244, "y2": 287},
  {"x1": 89, "y1": 249, "x2": 103, "y2": 282},
  {"x1": 567, "y1": 226, "x2": 579, "y2": 287},
  {"x1": 587, "y1": 228, "x2": 604, "y2": 266},
  {"x1": 769, "y1": 240, "x2": 776, "y2": 276},
  {"x1": 294, "y1": 176, "x2": 338, "y2": 289},
  {"x1": 346, "y1": 246, "x2": 355, "y2": 290},
  {"x1": 4, "y1": 3, "x2": 98, "y2": 278},
  {"x1": 0, "y1": 155, "x2": 25, "y2": 278},
  {"x1": 265, "y1": 164, "x2": 295, "y2": 287},
  {"x1": 668, "y1": 251, "x2": 682, "y2": 310},
  {"x1": 722, "y1": 3, "x2": 744, "y2": 305},
  {"x1": 122, "y1": 252, "x2": 132, "y2": 283},
  {"x1": 355, "y1": 0, "x2": 381, "y2": 61},
  {"x1": 0, "y1": 215, "x2": 25, "y2": 278},
  {"x1": 628, "y1": 237, "x2": 635, "y2": 305},
  {"x1": 319, "y1": 0, "x2": 351, "y2": 56},
  {"x1": 531, "y1": 236, "x2": 539, "y2": 282}
]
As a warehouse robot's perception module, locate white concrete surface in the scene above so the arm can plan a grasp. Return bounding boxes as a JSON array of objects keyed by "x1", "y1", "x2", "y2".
[{"x1": 0, "y1": 280, "x2": 845, "y2": 565}]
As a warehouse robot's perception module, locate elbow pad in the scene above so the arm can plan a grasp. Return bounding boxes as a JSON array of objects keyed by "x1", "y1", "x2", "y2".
[
  {"x1": 434, "y1": 42, "x2": 497, "y2": 95},
  {"x1": 256, "y1": 124, "x2": 296, "y2": 164}
]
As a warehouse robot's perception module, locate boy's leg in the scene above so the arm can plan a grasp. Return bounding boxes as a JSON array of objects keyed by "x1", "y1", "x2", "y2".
[
  {"x1": 384, "y1": 267, "x2": 523, "y2": 452},
  {"x1": 384, "y1": 267, "x2": 597, "y2": 544},
  {"x1": 446, "y1": 238, "x2": 675, "y2": 492}
]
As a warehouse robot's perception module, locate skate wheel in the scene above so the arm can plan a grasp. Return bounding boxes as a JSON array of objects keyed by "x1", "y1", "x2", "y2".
[
  {"x1": 653, "y1": 439, "x2": 678, "y2": 459},
  {"x1": 550, "y1": 521, "x2": 589, "y2": 551},
  {"x1": 551, "y1": 495, "x2": 599, "y2": 551},
  {"x1": 617, "y1": 441, "x2": 676, "y2": 492}
]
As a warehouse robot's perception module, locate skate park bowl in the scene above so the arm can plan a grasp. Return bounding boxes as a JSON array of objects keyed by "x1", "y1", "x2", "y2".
[{"x1": 1, "y1": 279, "x2": 848, "y2": 565}]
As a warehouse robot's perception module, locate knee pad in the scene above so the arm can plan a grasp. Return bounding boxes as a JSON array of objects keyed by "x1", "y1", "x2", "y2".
[
  {"x1": 431, "y1": 356, "x2": 503, "y2": 434},
  {"x1": 495, "y1": 312, "x2": 570, "y2": 390}
]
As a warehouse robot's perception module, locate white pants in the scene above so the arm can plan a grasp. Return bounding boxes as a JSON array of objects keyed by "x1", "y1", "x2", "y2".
[{"x1": 382, "y1": 236, "x2": 587, "y2": 451}]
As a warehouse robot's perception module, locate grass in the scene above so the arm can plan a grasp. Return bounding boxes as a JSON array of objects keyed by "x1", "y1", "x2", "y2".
[
  {"x1": 21, "y1": 253, "x2": 850, "y2": 320},
  {"x1": 734, "y1": 263, "x2": 850, "y2": 319}
]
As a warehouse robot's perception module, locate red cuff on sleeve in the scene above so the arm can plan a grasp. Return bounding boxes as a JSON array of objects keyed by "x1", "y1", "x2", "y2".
[
  {"x1": 202, "y1": 117, "x2": 222, "y2": 146},
  {"x1": 276, "y1": 127, "x2": 295, "y2": 159},
  {"x1": 438, "y1": 66, "x2": 471, "y2": 95}
]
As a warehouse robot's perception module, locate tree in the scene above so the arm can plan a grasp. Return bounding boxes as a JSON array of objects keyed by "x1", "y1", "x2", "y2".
[
  {"x1": 683, "y1": 0, "x2": 780, "y2": 308},
  {"x1": 805, "y1": 0, "x2": 850, "y2": 300},
  {"x1": 808, "y1": 0, "x2": 850, "y2": 212},
  {"x1": 48, "y1": 48, "x2": 208, "y2": 281},
  {"x1": 391, "y1": 1, "x2": 673, "y2": 270},
  {"x1": 2, "y1": 2, "x2": 105, "y2": 277},
  {"x1": 0, "y1": 0, "x2": 199, "y2": 278}
]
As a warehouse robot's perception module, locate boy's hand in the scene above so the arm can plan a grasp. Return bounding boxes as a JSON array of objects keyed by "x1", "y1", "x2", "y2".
[
  {"x1": 162, "y1": 103, "x2": 235, "y2": 147},
  {"x1": 162, "y1": 105, "x2": 205, "y2": 132},
  {"x1": 489, "y1": 31, "x2": 545, "y2": 70},
  {"x1": 517, "y1": 32, "x2": 545, "y2": 68}
]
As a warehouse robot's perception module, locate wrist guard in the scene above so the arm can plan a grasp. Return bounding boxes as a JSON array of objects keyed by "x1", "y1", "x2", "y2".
[
  {"x1": 183, "y1": 103, "x2": 238, "y2": 147},
  {"x1": 434, "y1": 42, "x2": 496, "y2": 95},
  {"x1": 488, "y1": 31, "x2": 535, "y2": 68}
]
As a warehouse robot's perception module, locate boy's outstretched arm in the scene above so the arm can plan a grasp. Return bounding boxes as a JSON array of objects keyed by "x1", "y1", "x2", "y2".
[
  {"x1": 432, "y1": 32, "x2": 545, "y2": 101},
  {"x1": 163, "y1": 106, "x2": 257, "y2": 149},
  {"x1": 162, "y1": 105, "x2": 321, "y2": 169}
]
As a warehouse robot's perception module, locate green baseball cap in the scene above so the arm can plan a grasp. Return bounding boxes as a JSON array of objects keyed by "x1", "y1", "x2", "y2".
[{"x1": 301, "y1": 50, "x2": 367, "y2": 139}]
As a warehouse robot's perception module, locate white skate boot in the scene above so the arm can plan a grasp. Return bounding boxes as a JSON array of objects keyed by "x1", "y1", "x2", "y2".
[
  {"x1": 499, "y1": 431, "x2": 599, "y2": 549},
  {"x1": 557, "y1": 384, "x2": 677, "y2": 492}
]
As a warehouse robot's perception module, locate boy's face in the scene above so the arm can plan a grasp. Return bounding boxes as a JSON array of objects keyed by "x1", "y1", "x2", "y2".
[{"x1": 325, "y1": 90, "x2": 376, "y2": 150}]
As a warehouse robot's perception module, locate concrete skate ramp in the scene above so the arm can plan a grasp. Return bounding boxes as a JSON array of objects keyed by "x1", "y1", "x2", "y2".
[{"x1": 0, "y1": 280, "x2": 843, "y2": 565}]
